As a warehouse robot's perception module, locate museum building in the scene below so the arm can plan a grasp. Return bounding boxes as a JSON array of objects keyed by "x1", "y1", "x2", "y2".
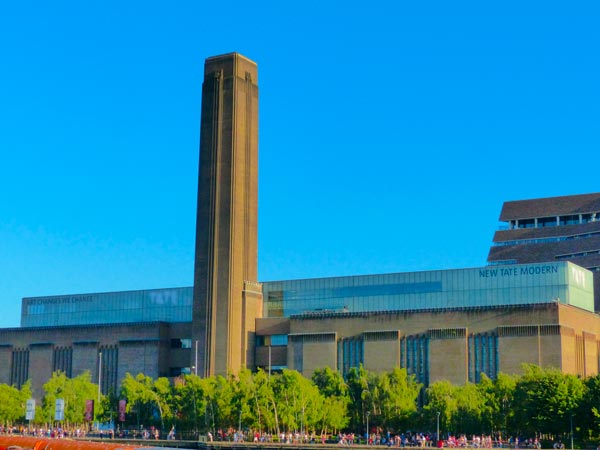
[
  {"x1": 2, "y1": 259, "x2": 599, "y2": 396},
  {"x1": 2, "y1": 53, "x2": 600, "y2": 399}
]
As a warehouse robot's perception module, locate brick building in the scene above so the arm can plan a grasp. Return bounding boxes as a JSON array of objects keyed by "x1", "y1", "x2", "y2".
[{"x1": 2, "y1": 53, "x2": 600, "y2": 399}]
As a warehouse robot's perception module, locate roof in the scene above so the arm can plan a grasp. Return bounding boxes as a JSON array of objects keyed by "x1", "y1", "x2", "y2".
[
  {"x1": 500, "y1": 192, "x2": 600, "y2": 221},
  {"x1": 488, "y1": 233, "x2": 600, "y2": 267}
]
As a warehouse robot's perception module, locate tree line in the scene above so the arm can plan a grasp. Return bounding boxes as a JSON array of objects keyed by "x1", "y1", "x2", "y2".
[{"x1": 3, "y1": 364, "x2": 600, "y2": 445}]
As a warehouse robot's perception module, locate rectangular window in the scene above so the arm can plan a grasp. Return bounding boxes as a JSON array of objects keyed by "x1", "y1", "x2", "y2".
[
  {"x1": 271, "y1": 335, "x2": 288, "y2": 346},
  {"x1": 170, "y1": 338, "x2": 192, "y2": 349},
  {"x1": 518, "y1": 219, "x2": 535, "y2": 229},
  {"x1": 538, "y1": 217, "x2": 557, "y2": 227},
  {"x1": 266, "y1": 291, "x2": 284, "y2": 317},
  {"x1": 559, "y1": 215, "x2": 580, "y2": 226}
]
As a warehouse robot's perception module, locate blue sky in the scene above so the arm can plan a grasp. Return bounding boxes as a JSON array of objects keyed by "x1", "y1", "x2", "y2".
[{"x1": 1, "y1": 1, "x2": 599, "y2": 328}]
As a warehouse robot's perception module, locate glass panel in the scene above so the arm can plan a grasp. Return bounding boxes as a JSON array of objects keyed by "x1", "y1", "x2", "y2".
[
  {"x1": 559, "y1": 215, "x2": 580, "y2": 225},
  {"x1": 538, "y1": 216, "x2": 557, "y2": 227},
  {"x1": 22, "y1": 287, "x2": 193, "y2": 327},
  {"x1": 271, "y1": 335, "x2": 288, "y2": 346},
  {"x1": 261, "y1": 262, "x2": 594, "y2": 315}
]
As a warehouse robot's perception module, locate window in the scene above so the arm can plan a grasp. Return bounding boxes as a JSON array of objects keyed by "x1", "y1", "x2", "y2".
[
  {"x1": 170, "y1": 338, "x2": 192, "y2": 349},
  {"x1": 266, "y1": 291, "x2": 284, "y2": 317},
  {"x1": 518, "y1": 219, "x2": 535, "y2": 229},
  {"x1": 256, "y1": 335, "x2": 288, "y2": 346},
  {"x1": 538, "y1": 216, "x2": 557, "y2": 227},
  {"x1": 559, "y1": 215, "x2": 580, "y2": 226},
  {"x1": 581, "y1": 213, "x2": 599, "y2": 224},
  {"x1": 271, "y1": 335, "x2": 288, "y2": 346},
  {"x1": 169, "y1": 367, "x2": 191, "y2": 377}
]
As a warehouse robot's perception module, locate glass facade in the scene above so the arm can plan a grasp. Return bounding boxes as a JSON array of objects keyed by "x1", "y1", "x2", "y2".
[
  {"x1": 262, "y1": 261, "x2": 595, "y2": 317},
  {"x1": 21, "y1": 287, "x2": 193, "y2": 327},
  {"x1": 19, "y1": 262, "x2": 594, "y2": 328}
]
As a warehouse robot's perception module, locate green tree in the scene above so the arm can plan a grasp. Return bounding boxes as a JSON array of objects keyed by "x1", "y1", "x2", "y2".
[
  {"x1": 199, "y1": 375, "x2": 218, "y2": 432},
  {"x1": 477, "y1": 372, "x2": 516, "y2": 437},
  {"x1": 378, "y1": 368, "x2": 421, "y2": 432},
  {"x1": 578, "y1": 373, "x2": 600, "y2": 440},
  {"x1": 211, "y1": 374, "x2": 236, "y2": 430},
  {"x1": 252, "y1": 369, "x2": 279, "y2": 435},
  {"x1": 313, "y1": 367, "x2": 348, "y2": 397},
  {"x1": 234, "y1": 368, "x2": 278, "y2": 434},
  {"x1": 172, "y1": 374, "x2": 210, "y2": 435},
  {"x1": 272, "y1": 369, "x2": 323, "y2": 434},
  {"x1": 346, "y1": 365, "x2": 379, "y2": 435},
  {"x1": 424, "y1": 380, "x2": 458, "y2": 437},
  {"x1": 454, "y1": 382, "x2": 487, "y2": 435},
  {"x1": 511, "y1": 365, "x2": 584, "y2": 436},
  {"x1": 0, "y1": 381, "x2": 31, "y2": 424},
  {"x1": 312, "y1": 367, "x2": 350, "y2": 434},
  {"x1": 42, "y1": 371, "x2": 101, "y2": 424},
  {"x1": 120, "y1": 373, "x2": 172, "y2": 430}
]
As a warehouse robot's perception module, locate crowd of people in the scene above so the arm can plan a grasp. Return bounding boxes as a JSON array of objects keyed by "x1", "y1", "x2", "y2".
[
  {"x1": 0, "y1": 426, "x2": 87, "y2": 439},
  {"x1": 202, "y1": 428, "x2": 571, "y2": 449},
  {"x1": 0, "y1": 424, "x2": 583, "y2": 449}
]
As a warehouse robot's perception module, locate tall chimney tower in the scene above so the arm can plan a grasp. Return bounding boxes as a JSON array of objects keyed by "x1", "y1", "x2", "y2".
[{"x1": 192, "y1": 53, "x2": 262, "y2": 377}]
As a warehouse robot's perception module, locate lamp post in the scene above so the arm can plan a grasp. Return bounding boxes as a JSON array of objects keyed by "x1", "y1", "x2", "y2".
[
  {"x1": 362, "y1": 388, "x2": 372, "y2": 445},
  {"x1": 366, "y1": 411, "x2": 370, "y2": 445},
  {"x1": 97, "y1": 351, "x2": 103, "y2": 429},
  {"x1": 436, "y1": 411, "x2": 440, "y2": 444},
  {"x1": 194, "y1": 340, "x2": 198, "y2": 376},
  {"x1": 570, "y1": 414, "x2": 574, "y2": 450}
]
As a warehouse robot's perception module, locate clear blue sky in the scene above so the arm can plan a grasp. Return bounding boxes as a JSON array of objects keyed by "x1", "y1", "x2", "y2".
[{"x1": 1, "y1": 1, "x2": 599, "y2": 328}]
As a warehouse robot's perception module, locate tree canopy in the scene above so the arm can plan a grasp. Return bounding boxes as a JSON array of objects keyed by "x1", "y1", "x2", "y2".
[{"x1": 4, "y1": 363, "x2": 600, "y2": 447}]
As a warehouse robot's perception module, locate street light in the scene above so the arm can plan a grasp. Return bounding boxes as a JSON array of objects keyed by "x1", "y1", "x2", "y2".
[
  {"x1": 570, "y1": 414, "x2": 574, "y2": 450},
  {"x1": 194, "y1": 340, "x2": 198, "y2": 376},
  {"x1": 362, "y1": 388, "x2": 373, "y2": 445},
  {"x1": 436, "y1": 411, "x2": 440, "y2": 444},
  {"x1": 97, "y1": 351, "x2": 103, "y2": 429}
]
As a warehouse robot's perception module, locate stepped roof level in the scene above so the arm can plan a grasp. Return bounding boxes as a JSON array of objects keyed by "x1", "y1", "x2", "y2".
[{"x1": 488, "y1": 192, "x2": 600, "y2": 312}]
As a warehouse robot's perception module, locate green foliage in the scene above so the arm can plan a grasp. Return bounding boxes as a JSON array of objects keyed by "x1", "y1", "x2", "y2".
[
  {"x1": 271, "y1": 369, "x2": 323, "y2": 433},
  {"x1": 0, "y1": 381, "x2": 31, "y2": 424},
  {"x1": 425, "y1": 379, "x2": 458, "y2": 434},
  {"x1": 120, "y1": 373, "x2": 172, "y2": 429},
  {"x1": 172, "y1": 374, "x2": 209, "y2": 432},
  {"x1": 378, "y1": 368, "x2": 421, "y2": 432},
  {"x1": 313, "y1": 367, "x2": 350, "y2": 433},
  {"x1": 511, "y1": 364, "x2": 584, "y2": 437},
  {"x1": 345, "y1": 365, "x2": 375, "y2": 433},
  {"x1": 578, "y1": 374, "x2": 600, "y2": 439},
  {"x1": 257, "y1": 369, "x2": 280, "y2": 433},
  {"x1": 211, "y1": 374, "x2": 236, "y2": 429},
  {"x1": 477, "y1": 372, "x2": 517, "y2": 436},
  {"x1": 42, "y1": 371, "x2": 101, "y2": 424},
  {"x1": 313, "y1": 367, "x2": 348, "y2": 397},
  {"x1": 453, "y1": 382, "x2": 487, "y2": 434},
  {"x1": 6, "y1": 363, "x2": 600, "y2": 443}
]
